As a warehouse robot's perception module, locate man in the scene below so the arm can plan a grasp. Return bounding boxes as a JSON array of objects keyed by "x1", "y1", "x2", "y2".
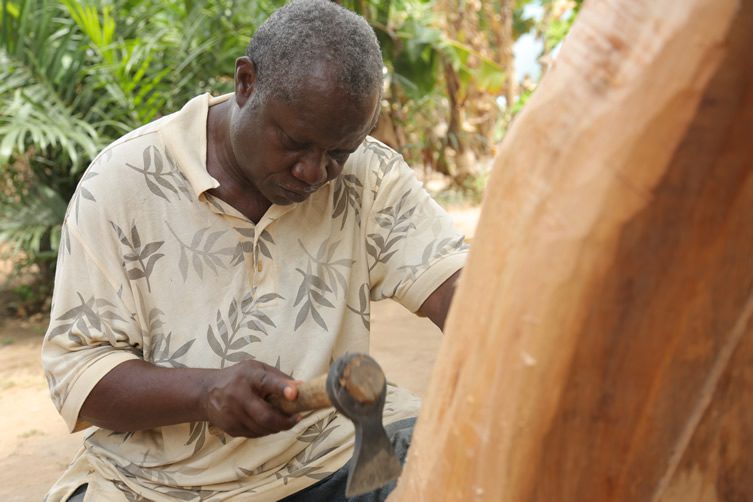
[{"x1": 42, "y1": 1, "x2": 467, "y2": 500}]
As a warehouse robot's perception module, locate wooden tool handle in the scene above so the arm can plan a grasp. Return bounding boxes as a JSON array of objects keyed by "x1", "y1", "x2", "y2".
[{"x1": 268, "y1": 373, "x2": 331, "y2": 415}]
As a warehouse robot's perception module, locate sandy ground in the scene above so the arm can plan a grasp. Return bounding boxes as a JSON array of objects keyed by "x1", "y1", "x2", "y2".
[{"x1": 0, "y1": 207, "x2": 479, "y2": 501}]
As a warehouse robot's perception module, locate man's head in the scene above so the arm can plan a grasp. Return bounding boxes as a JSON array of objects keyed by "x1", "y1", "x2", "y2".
[
  {"x1": 226, "y1": 0, "x2": 383, "y2": 207},
  {"x1": 246, "y1": 0, "x2": 383, "y2": 106}
]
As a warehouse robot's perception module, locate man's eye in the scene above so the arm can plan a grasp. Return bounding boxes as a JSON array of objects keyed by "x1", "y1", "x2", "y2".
[
  {"x1": 278, "y1": 130, "x2": 305, "y2": 150},
  {"x1": 285, "y1": 140, "x2": 306, "y2": 151},
  {"x1": 330, "y1": 152, "x2": 349, "y2": 163}
]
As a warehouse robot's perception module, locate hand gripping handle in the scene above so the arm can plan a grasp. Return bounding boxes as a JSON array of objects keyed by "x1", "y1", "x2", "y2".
[
  {"x1": 267, "y1": 373, "x2": 331, "y2": 415},
  {"x1": 267, "y1": 353, "x2": 385, "y2": 415}
]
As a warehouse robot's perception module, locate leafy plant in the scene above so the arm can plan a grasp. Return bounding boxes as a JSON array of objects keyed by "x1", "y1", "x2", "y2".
[
  {"x1": 0, "y1": 0, "x2": 281, "y2": 311},
  {"x1": 0, "y1": 0, "x2": 580, "y2": 316}
]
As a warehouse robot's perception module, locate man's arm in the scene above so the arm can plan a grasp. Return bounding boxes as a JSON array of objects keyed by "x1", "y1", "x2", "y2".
[
  {"x1": 417, "y1": 270, "x2": 462, "y2": 331},
  {"x1": 79, "y1": 359, "x2": 300, "y2": 437}
]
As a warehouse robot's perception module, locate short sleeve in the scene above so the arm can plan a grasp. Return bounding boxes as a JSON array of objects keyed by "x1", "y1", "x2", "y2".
[
  {"x1": 42, "y1": 210, "x2": 143, "y2": 432},
  {"x1": 364, "y1": 148, "x2": 468, "y2": 312}
]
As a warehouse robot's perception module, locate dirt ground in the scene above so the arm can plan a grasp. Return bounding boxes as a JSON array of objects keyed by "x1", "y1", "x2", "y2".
[{"x1": 0, "y1": 208, "x2": 479, "y2": 501}]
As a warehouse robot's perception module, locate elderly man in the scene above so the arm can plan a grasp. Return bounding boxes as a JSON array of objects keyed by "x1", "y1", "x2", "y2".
[{"x1": 43, "y1": 0, "x2": 467, "y2": 500}]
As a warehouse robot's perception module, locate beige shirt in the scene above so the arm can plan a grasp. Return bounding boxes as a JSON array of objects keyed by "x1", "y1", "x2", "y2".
[{"x1": 42, "y1": 93, "x2": 467, "y2": 501}]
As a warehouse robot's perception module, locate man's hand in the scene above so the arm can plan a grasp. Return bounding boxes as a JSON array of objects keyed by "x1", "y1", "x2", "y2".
[
  {"x1": 204, "y1": 360, "x2": 300, "y2": 437},
  {"x1": 79, "y1": 359, "x2": 301, "y2": 437}
]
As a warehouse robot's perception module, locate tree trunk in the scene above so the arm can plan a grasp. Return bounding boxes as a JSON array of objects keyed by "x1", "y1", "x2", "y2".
[{"x1": 390, "y1": 0, "x2": 753, "y2": 500}]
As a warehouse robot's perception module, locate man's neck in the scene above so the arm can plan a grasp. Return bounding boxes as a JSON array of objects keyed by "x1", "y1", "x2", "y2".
[{"x1": 205, "y1": 100, "x2": 271, "y2": 223}]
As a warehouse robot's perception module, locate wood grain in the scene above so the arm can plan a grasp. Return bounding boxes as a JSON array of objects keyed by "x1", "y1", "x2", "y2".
[{"x1": 390, "y1": 0, "x2": 753, "y2": 500}]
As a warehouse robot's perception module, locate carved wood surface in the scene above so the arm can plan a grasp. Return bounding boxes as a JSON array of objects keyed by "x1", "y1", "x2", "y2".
[{"x1": 391, "y1": 0, "x2": 753, "y2": 500}]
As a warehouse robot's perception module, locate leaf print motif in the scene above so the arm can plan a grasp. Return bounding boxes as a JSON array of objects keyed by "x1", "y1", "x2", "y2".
[
  {"x1": 256, "y1": 229, "x2": 275, "y2": 259},
  {"x1": 271, "y1": 355, "x2": 298, "y2": 379},
  {"x1": 150, "y1": 332, "x2": 195, "y2": 368},
  {"x1": 346, "y1": 283, "x2": 370, "y2": 330},
  {"x1": 47, "y1": 292, "x2": 126, "y2": 345},
  {"x1": 208, "y1": 423, "x2": 227, "y2": 445},
  {"x1": 159, "y1": 487, "x2": 221, "y2": 501},
  {"x1": 166, "y1": 223, "x2": 235, "y2": 281},
  {"x1": 298, "y1": 411, "x2": 339, "y2": 445},
  {"x1": 160, "y1": 490, "x2": 200, "y2": 501},
  {"x1": 185, "y1": 421, "x2": 207, "y2": 456},
  {"x1": 332, "y1": 174, "x2": 363, "y2": 229},
  {"x1": 275, "y1": 413, "x2": 340, "y2": 484},
  {"x1": 362, "y1": 137, "x2": 396, "y2": 165},
  {"x1": 70, "y1": 169, "x2": 99, "y2": 223},
  {"x1": 301, "y1": 239, "x2": 354, "y2": 297},
  {"x1": 294, "y1": 239, "x2": 354, "y2": 331},
  {"x1": 111, "y1": 221, "x2": 164, "y2": 293},
  {"x1": 237, "y1": 464, "x2": 266, "y2": 480},
  {"x1": 59, "y1": 222, "x2": 72, "y2": 260},
  {"x1": 44, "y1": 371, "x2": 65, "y2": 412},
  {"x1": 293, "y1": 262, "x2": 332, "y2": 331},
  {"x1": 206, "y1": 291, "x2": 281, "y2": 368},
  {"x1": 59, "y1": 169, "x2": 98, "y2": 263},
  {"x1": 366, "y1": 190, "x2": 417, "y2": 272},
  {"x1": 111, "y1": 480, "x2": 147, "y2": 502},
  {"x1": 126, "y1": 145, "x2": 191, "y2": 202},
  {"x1": 230, "y1": 227, "x2": 275, "y2": 267},
  {"x1": 274, "y1": 458, "x2": 335, "y2": 485},
  {"x1": 398, "y1": 236, "x2": 468, "y2": 281},
  {"x1": 116, "y1": 455, "x2": 179, "y2": 486},
  {"x1": 108, "y1": 430, "x2": 136, "y2": 443},
  {"x1": 362, "y1": 138, "x2": 402, "y2": 195}
]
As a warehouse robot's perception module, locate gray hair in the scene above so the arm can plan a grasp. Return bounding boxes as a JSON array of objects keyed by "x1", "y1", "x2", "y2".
[{"x1": 246, "y1": 0, "x2": 383, "y2": 105}]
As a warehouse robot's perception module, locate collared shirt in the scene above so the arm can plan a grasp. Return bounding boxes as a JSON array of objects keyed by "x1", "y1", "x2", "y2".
[{"x1": 42, "y1": 93, "x2": 467, "y2": 501}]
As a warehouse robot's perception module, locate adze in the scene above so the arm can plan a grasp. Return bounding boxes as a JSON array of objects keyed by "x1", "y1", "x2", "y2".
[{"x1": 268, "y1": 353, "x2": 403, "y2": 496}]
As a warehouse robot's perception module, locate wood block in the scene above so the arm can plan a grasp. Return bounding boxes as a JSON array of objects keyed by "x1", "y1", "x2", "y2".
[{"x1": 391, "y1": 0, "x2": 753, "y2": 500}]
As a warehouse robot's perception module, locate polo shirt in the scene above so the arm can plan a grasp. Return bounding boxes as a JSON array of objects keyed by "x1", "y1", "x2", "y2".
[{"x1": 42, "y1": 93, "x2": 467, "y2": 501}]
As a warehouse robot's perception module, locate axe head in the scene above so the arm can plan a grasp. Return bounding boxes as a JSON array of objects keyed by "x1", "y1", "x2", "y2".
[
  {"x1": 325, "y1": 353, "x2": 404, "y2": 497},
  {"x1": 346, "y1": 414, "x2": 403, "y2": 496}
]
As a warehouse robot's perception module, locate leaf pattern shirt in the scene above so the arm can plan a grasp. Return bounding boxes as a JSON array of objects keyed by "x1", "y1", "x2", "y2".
[{"x1": 42, "y1": 93, "x2": 468, "y2": 501}]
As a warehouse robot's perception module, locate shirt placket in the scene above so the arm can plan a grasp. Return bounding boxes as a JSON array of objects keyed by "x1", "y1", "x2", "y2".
[
  {"x1": 249, "y1": 217, "x2": 271, "y2": 287},
  {"x1": 249, "y1": 204, "x2": 295, "y2": 287},
  {"x1": 250, "y1": 237, "x2": 262, "y2": 286}
]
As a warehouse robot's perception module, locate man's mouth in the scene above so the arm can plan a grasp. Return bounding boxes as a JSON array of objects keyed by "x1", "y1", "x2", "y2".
[{"x1": 279, "y1": 185, "x2": 309, "y2": 202}]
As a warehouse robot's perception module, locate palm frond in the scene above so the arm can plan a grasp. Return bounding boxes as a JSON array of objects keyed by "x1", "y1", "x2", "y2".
[
  {"x1": 0, "y1": 182, "x2": 67, "y2": 263},
  {"x1": 0, "y1": 53, "x2": 101, "y2": 170}
]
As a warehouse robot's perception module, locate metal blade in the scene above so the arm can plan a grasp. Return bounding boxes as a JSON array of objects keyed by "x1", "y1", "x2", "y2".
[{"x1": 345, "y1": 418, "x2": 403, "y2": 497}]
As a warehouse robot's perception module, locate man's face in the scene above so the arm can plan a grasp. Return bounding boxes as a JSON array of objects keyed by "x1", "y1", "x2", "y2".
[{"x1": 229, "y1": 70, "x2": 379, "y2": 206}]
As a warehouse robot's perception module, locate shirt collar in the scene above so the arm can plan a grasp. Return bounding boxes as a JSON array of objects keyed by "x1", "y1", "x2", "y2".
[{"x1": 160, "y1": 92, "x2": 233, "y2": 198}]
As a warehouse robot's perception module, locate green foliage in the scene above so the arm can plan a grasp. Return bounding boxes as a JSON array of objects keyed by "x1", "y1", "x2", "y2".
[
  {"x1": 0, "y1": 0, "x2": 579, "y2": 315},
  {"x1": 0, "y1": 0, "x2": 283, "y2": 309},
  {"x1": 539, "y1": 0, "x2": 583, "y2": 54}
]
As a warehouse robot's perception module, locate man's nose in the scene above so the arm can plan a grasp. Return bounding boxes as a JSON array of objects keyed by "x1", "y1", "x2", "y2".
[{"x1": 291, "y1": 151, "x2": 328, "y2": 187}]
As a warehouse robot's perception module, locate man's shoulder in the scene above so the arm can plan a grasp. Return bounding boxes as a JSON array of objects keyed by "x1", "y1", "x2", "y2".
[
  {"x1": 342, "y1": 136, "x2": 404, "y2": 185},
  {"x1": 67, "y1": 109, "x2": 195, "y2": 226},
  {"x1": 97, "y1": 114, "x2": 174, "y2": 165},
  {"x1": 352, "y1": 136, "x2": 401, "y2": 166}
]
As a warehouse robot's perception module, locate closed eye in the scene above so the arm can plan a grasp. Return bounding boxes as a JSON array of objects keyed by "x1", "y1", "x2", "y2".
[
  {"x1": 277, "y1": 128, "x2": 307, "y2": 151},
  {"x1": 330, "y1": 151, "x2": 350, "y2": 163}
]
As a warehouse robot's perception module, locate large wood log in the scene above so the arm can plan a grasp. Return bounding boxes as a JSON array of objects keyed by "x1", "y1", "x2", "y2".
[{"x1": 391, "y1": 0, "x2": 753, "y2": 500}]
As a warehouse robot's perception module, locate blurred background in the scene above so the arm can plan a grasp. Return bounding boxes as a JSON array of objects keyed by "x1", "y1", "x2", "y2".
[{"x1": 0, "y1": 0, "x2": 581, "y2": 317}]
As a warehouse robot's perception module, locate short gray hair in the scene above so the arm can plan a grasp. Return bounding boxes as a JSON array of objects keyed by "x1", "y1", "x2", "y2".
[{"x1": 246, "y1": 0, "x2": 383, "y2": 105}]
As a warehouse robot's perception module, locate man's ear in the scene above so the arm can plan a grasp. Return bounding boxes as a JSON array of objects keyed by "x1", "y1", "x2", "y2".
[{"x1": 234, "y1": 56, "x2": 257, "y2": 109}]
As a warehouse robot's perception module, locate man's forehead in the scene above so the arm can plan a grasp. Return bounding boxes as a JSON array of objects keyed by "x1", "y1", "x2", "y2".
[{"x1": 269, "y1": 89, "x2": 378, "y2": 148}]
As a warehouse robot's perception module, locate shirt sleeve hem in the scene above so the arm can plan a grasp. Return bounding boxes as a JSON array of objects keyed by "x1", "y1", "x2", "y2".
[
  {"x1": 398, "y1": 252, "x2": 467, "y2": 313},
  {"x1": 61, "y1": 351, "x2": 142, "y2": 433}
]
